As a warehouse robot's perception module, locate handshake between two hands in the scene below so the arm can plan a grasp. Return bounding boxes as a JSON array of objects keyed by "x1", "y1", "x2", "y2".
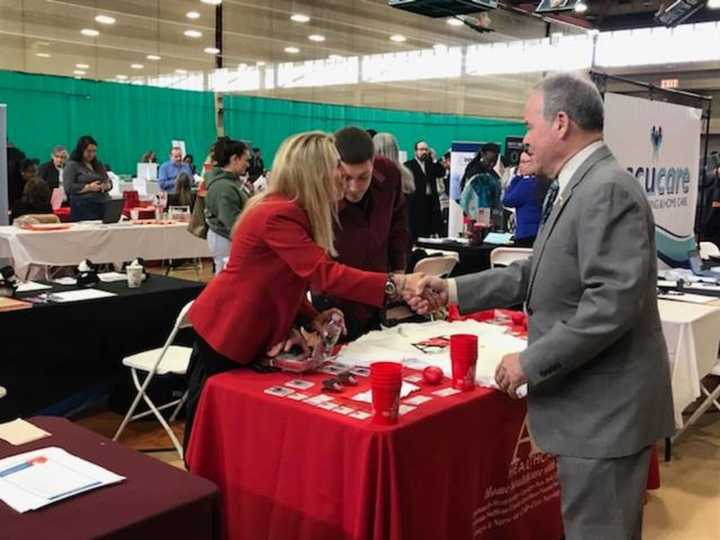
[{"x1": 399, "y1": 274, "x2": 449, "y2": 316}]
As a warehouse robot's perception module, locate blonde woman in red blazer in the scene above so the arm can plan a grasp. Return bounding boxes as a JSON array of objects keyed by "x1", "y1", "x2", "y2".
[{"x1": 185, "y1": 131, "x2": 428, "y2": 448}]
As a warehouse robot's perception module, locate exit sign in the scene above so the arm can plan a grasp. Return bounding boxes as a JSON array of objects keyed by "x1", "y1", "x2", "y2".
[{"x1": 660, "y1": 78, "x2": 679, "y2": 89}]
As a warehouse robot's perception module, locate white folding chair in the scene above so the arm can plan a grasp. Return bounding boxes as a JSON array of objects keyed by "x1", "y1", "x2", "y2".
[
  {"x1": 699, "y1": 241, "x2": 720, "y2": 259},
  {"x1": 113, "y1": 301, "x2": 194, "y2": 459},
  {"x1": 0, "y1": 386, "x2": 6, "y2": 399},
  {"x1": 490, "y1": 247, "x2": 533, "y2": 268},
  {"x1": 413, "y1": 254, "x2": 458, "y2": 277},
  {"x1": 699, "y1": 360, "x2": 720, "y2": 414}
]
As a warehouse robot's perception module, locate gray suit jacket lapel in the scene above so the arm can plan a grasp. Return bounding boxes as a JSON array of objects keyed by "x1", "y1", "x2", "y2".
[{"x1": 526, "y1": 145, "x2": 613, "y2": 304}]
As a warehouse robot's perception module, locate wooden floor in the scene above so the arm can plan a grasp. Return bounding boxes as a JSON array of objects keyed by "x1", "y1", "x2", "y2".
[{"x1": 106, "y1": 262, "x2": 720, "y2": 538}]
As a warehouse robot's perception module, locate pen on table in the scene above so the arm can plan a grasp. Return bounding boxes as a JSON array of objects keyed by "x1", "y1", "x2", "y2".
[{"x1": 0, "y1": 456, "x2": 46, "y2": 478}]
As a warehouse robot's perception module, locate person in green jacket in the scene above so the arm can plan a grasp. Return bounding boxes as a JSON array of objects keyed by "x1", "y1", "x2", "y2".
[{"x1": 204, "y1": 138, "x2": 252, "y2": 274}]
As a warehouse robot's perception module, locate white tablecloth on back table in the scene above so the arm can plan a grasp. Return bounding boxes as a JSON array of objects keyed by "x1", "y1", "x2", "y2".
[
  {"x1": 658, "y1": 299, "x2": 720, "y2": 428},
  {"x1": 0, "y1": 223, "x2": 211, "y2": 277}
]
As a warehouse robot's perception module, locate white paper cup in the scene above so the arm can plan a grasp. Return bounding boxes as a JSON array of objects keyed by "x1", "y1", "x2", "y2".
[
  {"x1": 127, "y1": 266, "x2": 143, "y2": 288},
  {"x1": 130, "y1": 208, "x2": 139, "y2": 220}
]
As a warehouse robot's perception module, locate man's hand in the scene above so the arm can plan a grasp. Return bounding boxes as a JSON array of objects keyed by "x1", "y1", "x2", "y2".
[
  {"x1": 495, "y1": 352, "x2": 528, "y2": 399},
  {"x1": 311, "y1": 308, "x2": 347, "y2": 336},
  {"x1": 404, "y1": 275, "x2": 449, "y2": 315},
  {"x1": 267, "y1": 328, "x2": 310, "y2": 357}
]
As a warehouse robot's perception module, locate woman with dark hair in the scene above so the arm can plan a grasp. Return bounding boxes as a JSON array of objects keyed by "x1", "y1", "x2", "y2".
[
  {"x1": 11, "y1": 177, "x2": 52, "y2": 221},
  {"x1": 204, "y1": 138, "x2": 251, "y2": 274},
  {"x1": 63, "y1": 135, "x2": 112, "y2": 221},
  {"x1": 168, "y1": 172, "x2": 195, "y2": 210},
  {"x1": 183, "y1": 154, "x2": 197, "y2": 175},
  {"x1": 140, "y1": 150, "x2": 157, "y2": 163}
]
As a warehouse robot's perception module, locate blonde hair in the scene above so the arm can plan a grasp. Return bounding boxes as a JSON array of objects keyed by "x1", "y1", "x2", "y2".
[
  {"x1": 374, "y1": 132, "x2": 416, "y2": 195},
  {"x1": 238, "y1": 131, "x2": 341, "y2": 256}
]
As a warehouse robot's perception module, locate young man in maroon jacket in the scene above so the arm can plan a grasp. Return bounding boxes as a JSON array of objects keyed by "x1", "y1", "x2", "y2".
[{"x1": 312, "y1": 127, "x2": 409, "y2": 340}]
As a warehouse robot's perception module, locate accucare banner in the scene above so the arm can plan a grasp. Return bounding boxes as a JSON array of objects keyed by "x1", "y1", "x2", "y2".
[
  {"x1": 604, "y1": 93, "x2": 703, "y2": 267},
  {"x1": 448, "y1": 141, "x2": 483, "y2": 238}
]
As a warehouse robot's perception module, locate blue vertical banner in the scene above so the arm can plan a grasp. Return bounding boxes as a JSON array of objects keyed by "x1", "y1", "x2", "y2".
[{"x1": 448, "y1": 141, "x2": 482, "y2": 238}]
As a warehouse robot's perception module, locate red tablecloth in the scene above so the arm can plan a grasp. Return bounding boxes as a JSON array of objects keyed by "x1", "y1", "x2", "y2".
[{"x1": 187, "y1": 366, "x2": 564, "y2": 540}]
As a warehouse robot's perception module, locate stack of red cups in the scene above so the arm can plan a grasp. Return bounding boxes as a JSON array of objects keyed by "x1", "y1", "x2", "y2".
[
  {"x1": 370, "y1": 361, "x2": 402, "y2": 425},
  {"x1": 450, "y1": 334, "x2": 478, "y2": 391}
]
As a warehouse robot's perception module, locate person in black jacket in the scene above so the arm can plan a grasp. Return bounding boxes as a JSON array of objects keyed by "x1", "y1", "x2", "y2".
[
  {"x1": 11, "y1": 177, "x2": 52, "y2": 221},
  {"x1": 6, "y1": 140, "x2": 26, "y2": 209},
  {"x1": 404, "y1": 140, "x2": 443, "y2": 240},
  {"x1": 38, "y1": 145, "x2": 68, "y2": 190}
]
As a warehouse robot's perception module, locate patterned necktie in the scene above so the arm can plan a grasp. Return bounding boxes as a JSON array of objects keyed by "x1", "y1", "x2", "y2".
[{"x1": 541, "y1": 180, "x2": 559, "y2": 224}]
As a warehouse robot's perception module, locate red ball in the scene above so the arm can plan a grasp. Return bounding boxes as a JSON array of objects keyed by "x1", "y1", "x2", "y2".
[{"x1": 422, "y1": 366, "x2": 444, "y2": 385}]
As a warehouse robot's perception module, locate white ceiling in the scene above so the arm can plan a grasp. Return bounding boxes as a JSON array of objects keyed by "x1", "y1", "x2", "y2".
[{"x1": 1, "y1": 0, "x2": 718, "y2": 124}]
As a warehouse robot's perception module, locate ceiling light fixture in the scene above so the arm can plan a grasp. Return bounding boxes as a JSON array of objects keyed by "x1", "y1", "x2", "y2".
[
  {"x1": 116, "y1": 74, "x2": 128, "y2": 80},
  {"x1": 291, "y1": 14, "x2": 310, "y2": 23},
  {"x1": 81, "y1": 28, "x2": 100, "y2": 37},
  {"x1": 146, "y1": 54, "x2": 161, "y2": 61},
  {"x1": 708, "y1": 0, "x2": 720, "y2": 8},
  {"x1": 284, "y1": 46, "x2": 300, "y2": 54},
  {"x1": 447, "y1": 17, "x2": 464, "y2": 27},
  {"x1": 175, "y1": 69, "x2": 188, "y2": 74},
  {"x1": 256, "y1": 61, "x2": 266, "y2": 66},
  {"x1": 184, "y1": 29, "x2": 202, "y2": 38},
  {"x1": 204, "y1": 47, "x2": 220, "y2": 55},
  {"x1": 76, "y1": 63, "x2": 89, "y2": 69},
  {"x1": 73, "y1": 70, "x2": 86, "y2": 75},
  {"x1": 390, "y1": 34, "x2": 407, "y2": 43},
  {"x1": 131, "y1": 63, "x2": 144, "y2": 69},
  {"x1": 186, "y1": 11, "x2": 200, "y2": 19},
  {"x1": 36, "y1": 52, "x2": 51, "y2": 58},
  {"x1": 328, "y1": 54, "x2": 343, "y2": 60},
  {"x1": 201, "y1": 0, "x2": 222, "y2": 5},
  {"x1": 94, "y1": 15, "x2": 116, "y2": 25},
  {"x1": 574, "y1": 1, "x2": 588, "y2": 13},
  {"x1": 308, "y1": 34, "x2": 325, "y2": 42}
]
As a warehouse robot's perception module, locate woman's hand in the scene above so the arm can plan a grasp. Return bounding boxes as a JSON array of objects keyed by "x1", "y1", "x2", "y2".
[
  {"x1": 312, "y1": 308, "x2": 346, "y2": 336},
  {"x1": 266, "y1": 328, "x2": 310, "y2": 358}
]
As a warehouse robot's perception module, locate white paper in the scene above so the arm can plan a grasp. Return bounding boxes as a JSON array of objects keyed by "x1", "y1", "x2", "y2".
[
  {"x1": 52, "y1": 277, "x2": 77, "y2": 286},
  {"x1": 0, "y1": 419, "x2": 51, "y2": 446},
  {"x1": 0, "y1": 447, "x2": 124, "y2": 513},
  {"x1": 15, "y1": 282, "x2": 52, "y2": 293},
  {"x1": 484, "y1": 232, "x2": 514, "y2": 245},
  {"x1": 49, "y1": 289, "x2": 117, "y2": 303},
  {"x1": 97, "y1": 272, "x2": 128, "y2": 283},
  {"x1": 657, "y1": 292, "x2": 717, "y2": 305}
]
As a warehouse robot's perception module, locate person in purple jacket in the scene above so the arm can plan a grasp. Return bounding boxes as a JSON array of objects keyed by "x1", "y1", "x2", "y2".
[{"x1": 502, "y1": 152, "x2": 549, "y2": 247}]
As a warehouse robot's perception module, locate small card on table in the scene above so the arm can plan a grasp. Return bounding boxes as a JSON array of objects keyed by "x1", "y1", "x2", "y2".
[
  {"x1": 264, "y1": 386, "x2": 294, "y2": 398},
  {"x1": 432, "y1": 387, "x2": 462, "y2": 398},
  {"x1": 285, "y1": 379, "x2": 314, "y2": 390}
]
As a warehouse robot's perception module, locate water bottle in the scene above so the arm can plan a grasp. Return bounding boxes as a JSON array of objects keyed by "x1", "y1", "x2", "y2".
[{"x1": 322, "y1": 314, "x2": 343, "y2": 357}]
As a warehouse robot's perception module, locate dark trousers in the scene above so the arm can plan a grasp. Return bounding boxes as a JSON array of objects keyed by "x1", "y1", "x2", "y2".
[
  {"x1": 513, "y1": 236, "x2": 536, "y2": 248},
  {"x1": 70, "y1": 197, "x2": 105, "y2": 221},
  {"x1": 183, "y1": 336, "x2": 238, "y2": 459}
]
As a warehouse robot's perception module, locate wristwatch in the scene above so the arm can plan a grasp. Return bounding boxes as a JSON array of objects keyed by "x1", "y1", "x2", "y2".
[{"x1": 384, "y1": 273, "x2": 397, "y2": 298}]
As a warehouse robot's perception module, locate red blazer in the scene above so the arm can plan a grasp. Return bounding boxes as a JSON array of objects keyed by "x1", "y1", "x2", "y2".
[
  {"x1": 189, "y1": 194, "x2": 387, "y2": 363},
  {"x1": 319, "y1": 156, "x2": 408, "y2": 328}
]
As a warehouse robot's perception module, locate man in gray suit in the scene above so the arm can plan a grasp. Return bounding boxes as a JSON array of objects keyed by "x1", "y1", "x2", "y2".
[{"x1": 413, "y1": 73, "x2": 674, "y2": 539}]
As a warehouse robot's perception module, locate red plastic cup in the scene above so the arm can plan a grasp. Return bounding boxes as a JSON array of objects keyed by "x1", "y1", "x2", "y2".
[
  {"x1": 370, "y1": 362, "x2": 402, "y2": 425},
  {"x1": 450, "y1": 334, "x2": 478, "y2": 391}
]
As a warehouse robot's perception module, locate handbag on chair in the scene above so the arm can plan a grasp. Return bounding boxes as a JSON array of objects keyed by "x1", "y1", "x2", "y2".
[{"x1": 188, "y1": 193, "x2": 208, "y2": 239}]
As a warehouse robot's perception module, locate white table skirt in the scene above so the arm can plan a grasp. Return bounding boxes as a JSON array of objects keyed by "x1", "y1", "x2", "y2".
[
  {"x1": 0, "y1": 223, "x2": 211, "y2": 277},
  {"x1": 658, "y1": 299, "x2": 720, "y2": 428}
]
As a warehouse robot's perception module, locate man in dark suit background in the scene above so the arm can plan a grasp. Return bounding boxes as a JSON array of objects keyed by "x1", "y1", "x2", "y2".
[
  {"x1": 38, "y1": 145, "x2": 68, "y2": 190},
  {"x1": 405, "y1": 140, "x2": 443, "y2": 240},
  {"x1": 312, "y1": 127, "x2": 409, "y2": 340}
]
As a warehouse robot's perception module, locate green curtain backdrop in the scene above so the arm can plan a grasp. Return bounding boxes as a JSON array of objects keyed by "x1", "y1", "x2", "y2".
[
  {"x1": 224, "y1": 95, "x2": 526, "y2": 165},
  {"x1": 0, "y1": 70, "x2": 216, "y2": 175},
  {"x1": 1, "y1": 69, "x2": 526, "y2": 175}
]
